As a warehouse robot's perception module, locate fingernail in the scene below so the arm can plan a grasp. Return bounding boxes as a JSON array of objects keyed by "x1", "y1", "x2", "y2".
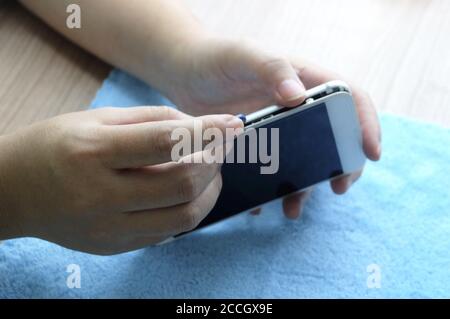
[
  {"x1": 236, "y1": 113, "x2": 247, "y2": 124},
  {"x1": 277, "y1": 79, "x2": 305, "y2": 101},
  {"x1": 226, "y1": 115, "x2": 245, "y2": 129}
]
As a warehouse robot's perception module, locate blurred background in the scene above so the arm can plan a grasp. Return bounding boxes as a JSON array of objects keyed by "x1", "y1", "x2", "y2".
[{"x1": 1, "y1": 0, "x2": 449, "y2": 134}]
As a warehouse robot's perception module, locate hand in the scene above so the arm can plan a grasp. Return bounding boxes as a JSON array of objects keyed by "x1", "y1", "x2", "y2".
[
  {"x1": 0, "y1": 107, "x2": 243, "y2": 255},
  {"x1": 163, "y1": 39, "x2": 382, "y2": 219}
]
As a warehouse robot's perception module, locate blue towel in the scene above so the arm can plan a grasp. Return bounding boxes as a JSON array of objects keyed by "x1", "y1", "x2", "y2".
[{"x1": 1, "y1": 69, "x2": 449, "y2": 298}]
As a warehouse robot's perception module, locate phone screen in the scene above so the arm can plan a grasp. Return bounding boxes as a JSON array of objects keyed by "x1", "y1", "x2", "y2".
[{"x1": 187, "y1": 102, "x2": 344, "y2": 233}]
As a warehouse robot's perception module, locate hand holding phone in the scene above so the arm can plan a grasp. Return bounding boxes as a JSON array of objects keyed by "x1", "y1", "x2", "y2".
[{"x1": 173, "y1": 81, "x2": 369, "y2": 239}]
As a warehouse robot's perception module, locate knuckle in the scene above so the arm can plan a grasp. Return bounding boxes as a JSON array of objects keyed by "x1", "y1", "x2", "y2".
[
  {"x1": 177, "y1": 167, "x2": 199, "y2": 201},
  {"x1": 201, "y1": 118, "x2": 218, "y2": 132},
  {"x1": 151, "y1": 126, "x2": 173, "y2": 156},
  {"x1": 58, "y1": 125, "x2": 103, "y2": 164},
  {"x1": 158, "y1": 105, "x2": 178, "y2": 118},
  {"x1": 259, "y1": 56, "x2": 292, "y2": 83}
]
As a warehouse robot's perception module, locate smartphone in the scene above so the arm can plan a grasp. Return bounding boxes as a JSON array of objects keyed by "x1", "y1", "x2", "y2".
[{"x1": 170, "y1": 80, "x2": 366, "y2": 241}]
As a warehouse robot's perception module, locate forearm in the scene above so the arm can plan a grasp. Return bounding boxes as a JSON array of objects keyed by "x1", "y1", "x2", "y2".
[
  {"x1": 0, "y1": 134, "x2": 25, "y2": 240},
  {"x1": 20, "y1": 0, "x2": 208, "y2": 92}
]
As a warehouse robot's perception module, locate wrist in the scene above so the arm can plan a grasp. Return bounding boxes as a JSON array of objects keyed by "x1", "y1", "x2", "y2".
[{"x1": 140, "y1": 26, "x2": 213, "y2": 96}]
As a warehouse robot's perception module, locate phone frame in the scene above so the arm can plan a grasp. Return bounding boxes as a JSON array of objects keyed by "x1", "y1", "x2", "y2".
[
  {"x1": 243, "y1": 80, "x2": 365, "y2": 174},
  {"x1": 160, "y1": 81, "x2": 365, "y2": 244}
]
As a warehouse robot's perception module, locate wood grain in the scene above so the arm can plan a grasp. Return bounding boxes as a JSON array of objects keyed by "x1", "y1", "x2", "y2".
[
  {"x1": 185, "y1": 0, "x2": 450, "y2": 127},
  {"x1": 0, "y1": 0, "x2": 110, "y2": 134},
  {"x1": 0, "y1": 0, "x2": 449, "y2": 136}
]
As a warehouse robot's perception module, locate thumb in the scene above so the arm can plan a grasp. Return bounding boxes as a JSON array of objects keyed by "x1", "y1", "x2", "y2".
[
  {"x1": 219, "y1": 40, "x2": 306, "y2": 106},
  {"x1": 258, "y1": 57, "x2": 306, "y2": 106}
]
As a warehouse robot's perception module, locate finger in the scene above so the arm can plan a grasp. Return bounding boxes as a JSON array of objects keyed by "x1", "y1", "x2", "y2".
[
  {"x1": 330, "y1": 170, "x2": 363, "y2": 194},
  {"x1": 92, "y1": 106, "x2": 190, "y2": 125},
  {"x1": 100, "y1": 114, "x2": 243, "y2": 168},
  {"x1": 123, "y1": 173, "x2": 223, "y2": 236},
  {"x1": 291, "y1": 59, "x2": 382, "y2": 161},
  {"x1": 220, "y1": 42, "x2": 306, "y2": 106},
  {"x1": 258, "y1": 55, "x2": 306, "y2": 106},
  {"x1": 282, "y1": 193, "x2": 302, "y2": 219},
  {"x1": 282, "y1": 190, "x2": 312, "y2": 219},
  {"x1": 112, "y1": 152, "x2": 221, "y2": 212},
  {"x1": 351, "y1": 89, "x2": 382, "y2": 161}
]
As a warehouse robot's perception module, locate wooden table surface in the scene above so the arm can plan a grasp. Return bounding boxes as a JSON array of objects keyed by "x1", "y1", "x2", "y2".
[{"x1": 1, "y1": 0, "x2": 449, "y2": 135}]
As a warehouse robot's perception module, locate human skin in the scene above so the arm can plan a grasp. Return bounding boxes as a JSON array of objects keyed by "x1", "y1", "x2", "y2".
[
  {"x1": 21, "y1": 0, "x2": 381, "y2": 215},
  {"x1": 0, "y1": 0, "x2": 381, "y2": 254},
  {"x1": 0, "y1": 107, "x2": 243, "y2": 255}
]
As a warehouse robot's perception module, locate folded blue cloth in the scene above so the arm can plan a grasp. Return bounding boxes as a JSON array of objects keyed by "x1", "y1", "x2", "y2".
[{"x1": 1, "y1": 69, "x2": 449, "y2": 298}]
